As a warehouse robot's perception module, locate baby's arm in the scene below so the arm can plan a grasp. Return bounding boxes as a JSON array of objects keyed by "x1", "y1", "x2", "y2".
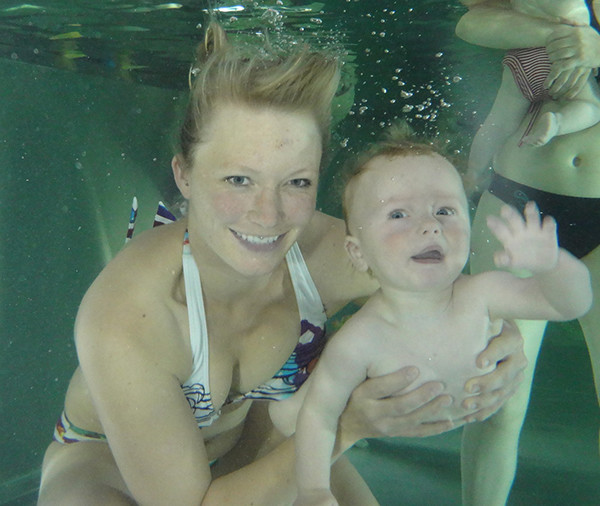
[
  {"x1": 480, "y1": 201, "x2": 592, "y2": 321},
  {"x1": 467, "y1": 66, "x2": 530, "y2": 192},
  {"x1": 295, "y1": 325, "x2": 370, "y2": 506}
]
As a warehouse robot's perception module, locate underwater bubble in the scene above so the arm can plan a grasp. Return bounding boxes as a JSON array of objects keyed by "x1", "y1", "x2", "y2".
[
  {"x1": 400, "y1": 90, "x2": 413, "y2": 98},
  {"x1": 435, "y1": 52, "x2": 443, "y2": 58},
  {"x1": 402, "y1": 105, "x2": 414, "y2": 112},
  {"x1": 453, "y1": 75, "x2": 463, "y2": 83}
]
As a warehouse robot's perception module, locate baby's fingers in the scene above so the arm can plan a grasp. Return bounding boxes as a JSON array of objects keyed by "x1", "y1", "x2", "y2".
[
  {"x1": 522, "y1": 201, "x2": 542, "y2": 228},
  {"x1": 486, "y1": 204, "x2": 523, "y2": 243}
]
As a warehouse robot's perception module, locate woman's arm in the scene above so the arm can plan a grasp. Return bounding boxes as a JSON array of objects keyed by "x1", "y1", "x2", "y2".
[
  {"x1": 456, "y1": 0, "x2": 558, "y2": 49},
  {"x1": 456, "y1": 0, "x2": 600, "y2": 98},
  {"x1": 467, "y1": 66, "x2": 530, "y2": 193}
]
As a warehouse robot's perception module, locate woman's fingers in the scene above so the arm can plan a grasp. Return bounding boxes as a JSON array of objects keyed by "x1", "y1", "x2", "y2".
[{"x1": 353, "y1": 366, "x2": 419, "y2": 400}]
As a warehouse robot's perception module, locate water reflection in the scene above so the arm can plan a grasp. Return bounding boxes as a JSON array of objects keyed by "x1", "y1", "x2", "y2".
[{"x1": 1, "y1": 1, "x2": 599, "y2": 504}]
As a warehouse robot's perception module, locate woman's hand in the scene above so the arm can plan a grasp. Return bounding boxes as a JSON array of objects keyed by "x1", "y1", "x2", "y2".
[
  {"x1": 462, "y1": 319, "x2": 527, "y2": 422},
  {"x1": 545, "y1": 24, "x2": 600, "y2": 98},
  {"x1": 338, "y1": 321, "x2": 527, "y2": 445},
  {"x1": 338, "y1": 366, "x2": 456, "y2": 446}
]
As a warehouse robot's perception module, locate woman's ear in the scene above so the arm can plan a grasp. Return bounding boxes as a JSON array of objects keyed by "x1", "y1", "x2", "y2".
[
  {"x1": 344, "y1": 236, "x2": 369, "y2": 272},
  {"x1": 172, "y1": 155, "x2": 191, "y2": 199}
]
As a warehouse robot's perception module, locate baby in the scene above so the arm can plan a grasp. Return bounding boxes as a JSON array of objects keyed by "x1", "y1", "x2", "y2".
[
  {"x1": 468, "y1": 0, "x2": 600, "y2": 182},
  {"x1": 292, "y1": 130, "x2": 592, "y2": 506}
]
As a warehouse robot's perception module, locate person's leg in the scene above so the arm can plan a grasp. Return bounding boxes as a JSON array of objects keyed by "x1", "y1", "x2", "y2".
[
  {"x1": 524, "y1": 78, "x2": 600, "y2": 146},
  {"x1": 578, "y1": 245, "x2": 600, "y2": 458},
  {"x1": 462, "y1": 191, "x2": 546, "y2": 506},
  {"x1": 461, "y1": 319, "x2": 546, "y2": 506},
  {"x1": 331, "y1": 455, "x2": 379, "y2": 506},
  {"x1": 38, "y1": 442, "x2": 135, "y2": 506}
]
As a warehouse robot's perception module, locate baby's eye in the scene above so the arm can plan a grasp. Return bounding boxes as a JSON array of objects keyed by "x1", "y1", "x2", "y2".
[
  {"x1": 436, "y1": 207, "x2": 456, "y2": 216},
  {"x1": 225, "y1": 176, "x2": 250, "y2": 186},
  {"x1": 289, "y1": 178, "x2": 312, "y2": 188},
  {"x1": 389, "y1": 209, "x2": 407, "y2": 219}
]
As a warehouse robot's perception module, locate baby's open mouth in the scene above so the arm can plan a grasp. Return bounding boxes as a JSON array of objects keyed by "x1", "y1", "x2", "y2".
[{"x1": 411, "y1": 249, "x2": 443, "y2": 261}]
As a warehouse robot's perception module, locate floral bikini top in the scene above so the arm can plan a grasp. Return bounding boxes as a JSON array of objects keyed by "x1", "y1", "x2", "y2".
[{"x1": 130, "y1": 200, "x2": 328, "y2": 428}]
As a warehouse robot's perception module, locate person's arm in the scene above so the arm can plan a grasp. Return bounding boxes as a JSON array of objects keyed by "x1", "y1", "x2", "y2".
[
  {"x1": 456, "y1": 0, "x2": 558, "y2": 49},
  {"x1": 479, "y1": 202, "x2": 593, "y2": 321},
  {"x1": 75, "y1": 268, "x2": 214, "y2": 505},
  {"x1": 295, "y1": 329, "x2": 368, "y2": 506},
  {"x1": 467, "y1": 66, "x2": 530, "y2": 193},
  {"x1": 75, "y1": 232, "x2": 306, "y2": 506},
  {"x1": 545, "y1": 24, "x2": 600, "y2": 97},
  {"x1": 308, "y1": 211, "x2": 528, "y2": 437},
  {"x1": 456, "y1": 0, "x2": 600, "y2": 98}
]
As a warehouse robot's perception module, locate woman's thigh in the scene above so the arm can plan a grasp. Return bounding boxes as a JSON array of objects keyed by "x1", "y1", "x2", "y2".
[{"x1": 39, "y1": 442, "x2": 134, "y2": 506}]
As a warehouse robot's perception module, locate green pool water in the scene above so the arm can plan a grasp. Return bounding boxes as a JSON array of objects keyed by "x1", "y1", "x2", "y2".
[{"x1": 1, "y1": 2, "x2": 599, "y2": 504}]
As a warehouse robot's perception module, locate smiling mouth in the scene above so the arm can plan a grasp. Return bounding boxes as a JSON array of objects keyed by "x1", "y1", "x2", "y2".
[{"x1": 231, "y1": 230, "x2": 285, "y2": 250}]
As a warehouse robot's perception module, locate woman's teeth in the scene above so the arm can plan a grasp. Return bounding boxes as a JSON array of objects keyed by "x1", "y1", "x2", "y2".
[{"x1": 235, "y1": 231, "x2": 280, "y2": 244}]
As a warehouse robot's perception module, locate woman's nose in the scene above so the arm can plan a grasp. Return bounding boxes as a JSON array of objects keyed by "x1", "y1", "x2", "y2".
[{"x1": 249, "y1": 188, "x2": 282, "y2": 228}]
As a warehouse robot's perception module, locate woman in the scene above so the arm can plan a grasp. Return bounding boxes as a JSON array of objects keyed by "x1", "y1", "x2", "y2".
[
  {"x1": 38, "y1": 22, "x2": 526, "y2": 506},
  {"x1": 457, "y1": 2, "x2": 600, "y2": 505}
]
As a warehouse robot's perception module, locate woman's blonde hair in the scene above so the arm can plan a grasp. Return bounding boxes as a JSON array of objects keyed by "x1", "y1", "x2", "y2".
[{"x1": 178, "y1": 22, "x2": 341, "y2": 170}]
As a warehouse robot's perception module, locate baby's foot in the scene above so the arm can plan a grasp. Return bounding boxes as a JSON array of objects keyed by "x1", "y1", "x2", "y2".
[{"x1": 522, "y1": 112, "x2": 559, "y2": 147}]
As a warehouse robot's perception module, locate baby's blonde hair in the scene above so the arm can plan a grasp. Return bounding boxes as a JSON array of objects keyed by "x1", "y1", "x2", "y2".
[{"x1": 342, "y1": 123, "x2": 456, "y2": 232}]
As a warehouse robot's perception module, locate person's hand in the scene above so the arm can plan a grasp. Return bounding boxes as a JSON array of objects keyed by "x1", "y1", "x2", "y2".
[
  {"x1": 461, "y1": 319, "x2": 527, "y2": 422},
  {"x1": 339, "y1": 366, "x2": 457, "y2": 445},
  {"x1": 294, "y1": 489, "x2": 338, "y2": 506},
  {"x1": 487, "y1": 202, "x2": 559, "y2": 273},
  {"x1": 545, "y1": 24, "x2": 600, "y2": 98}
]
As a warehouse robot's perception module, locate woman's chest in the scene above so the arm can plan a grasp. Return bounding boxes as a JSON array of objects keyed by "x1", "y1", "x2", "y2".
[{"x1": 202, "y1": 294, "x2": 303, "y2": 410}]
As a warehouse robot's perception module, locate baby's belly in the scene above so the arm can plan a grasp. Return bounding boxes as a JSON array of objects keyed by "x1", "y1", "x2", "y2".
[{"x1": 368, "y1": 336, "x2": 495, "y2": 422}]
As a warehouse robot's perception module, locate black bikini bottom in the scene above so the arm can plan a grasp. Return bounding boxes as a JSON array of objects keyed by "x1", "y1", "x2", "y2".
[{"x1": 487, "y1": 171, "x2": 600, "y2": 259}]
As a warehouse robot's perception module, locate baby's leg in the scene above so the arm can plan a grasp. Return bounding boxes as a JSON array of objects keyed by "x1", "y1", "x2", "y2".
[{"x1": 523, "y1": 79, "x2": 600, "y2": 146}]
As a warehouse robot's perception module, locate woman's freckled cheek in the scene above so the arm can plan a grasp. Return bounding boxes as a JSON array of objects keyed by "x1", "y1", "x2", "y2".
[{"x1": 211, "y1": 192, "x2": 246, "y2": 220}]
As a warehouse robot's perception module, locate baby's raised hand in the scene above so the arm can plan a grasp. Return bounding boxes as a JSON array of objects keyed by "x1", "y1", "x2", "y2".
[{"x1": 486, "y1": 202, "x2": 559, "y2": 273}]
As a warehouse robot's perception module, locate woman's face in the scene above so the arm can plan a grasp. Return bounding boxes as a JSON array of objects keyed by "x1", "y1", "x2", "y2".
[{"x1": 175, "y1": 103, "x2": 322, "y2": 278}]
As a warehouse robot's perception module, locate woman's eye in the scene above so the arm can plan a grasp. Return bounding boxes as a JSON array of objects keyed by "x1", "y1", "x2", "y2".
[
  {"x1": 436, "y1": 207, "x2": 456, "y2": 216},
  {"x1": 289, "y1": 178, "x2": 312, "y2": 188},
  {"x1": 389, "y1": 210, "x2": 406, "y2": 219},
  {"x1": 225, "y1": 176, "x2": 250, "y2": 186}
]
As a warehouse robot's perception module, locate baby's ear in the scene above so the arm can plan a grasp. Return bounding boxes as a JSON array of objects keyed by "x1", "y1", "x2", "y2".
[{"x1": 344, "y1": 236, "x2": 369, "y2": 272}]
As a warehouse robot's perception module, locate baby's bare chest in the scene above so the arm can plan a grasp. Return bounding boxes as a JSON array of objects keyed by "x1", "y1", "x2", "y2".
[{"x1": 366, "y1": 311, "x2": 499, "y2": 419}]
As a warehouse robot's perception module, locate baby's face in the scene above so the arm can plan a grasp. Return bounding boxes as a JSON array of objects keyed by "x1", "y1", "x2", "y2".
[{"x1": 345, "y1": 153, "x2": 471, "y2": 292}]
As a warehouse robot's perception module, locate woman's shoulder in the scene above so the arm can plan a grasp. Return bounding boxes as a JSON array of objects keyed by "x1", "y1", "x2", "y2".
[
  {"x1": 75, "y1": 220, "x2": 190, "y2": 378},
  {"x1": 298, "y1": 212, "x2": 378, "y2": 315},
  {"x1": 77, "y1": 221, "x2": 186, "y2": 339}
]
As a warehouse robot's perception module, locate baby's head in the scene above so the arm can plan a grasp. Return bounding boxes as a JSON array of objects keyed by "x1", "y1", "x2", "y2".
[{"x1": 342, "y1": 126, "x2": 471, "y2": 289}]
